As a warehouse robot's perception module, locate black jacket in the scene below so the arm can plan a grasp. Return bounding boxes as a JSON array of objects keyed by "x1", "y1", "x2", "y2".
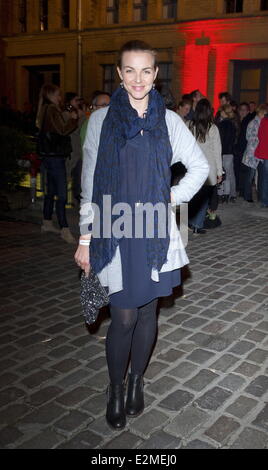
[
  {"x1": 217, "y1": 118, "x2": 236, "y2": 155},
  {"x1": 235, "y1": 113, "x2": 254, "y2": 156}
]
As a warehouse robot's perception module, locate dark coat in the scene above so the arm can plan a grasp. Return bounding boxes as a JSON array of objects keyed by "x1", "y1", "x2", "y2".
[
  {"x1": 41, "y1": 104, "x2": 77, "y2": 136},
  {"x1": 217, "y1": 118, "x2": 236, "y2": 155}
]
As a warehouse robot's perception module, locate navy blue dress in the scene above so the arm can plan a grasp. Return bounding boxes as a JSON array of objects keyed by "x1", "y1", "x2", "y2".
[{"x1": 109, "y1": 131, "x2": 181, "y2": 309}]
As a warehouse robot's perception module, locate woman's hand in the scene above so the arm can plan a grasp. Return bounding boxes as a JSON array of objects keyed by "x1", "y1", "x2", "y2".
[
  {"x1": 74, "y1": 240, "x2": 91, "y2": 276},
  {"x1": 217, "y1": 175, "x2": 223, "y2": 184},
  {"x1": 170, "y1": 191, "x2": 176, "y2": 204}
]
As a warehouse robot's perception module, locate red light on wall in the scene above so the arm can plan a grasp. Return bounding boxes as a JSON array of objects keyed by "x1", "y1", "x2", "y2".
[
  {"x1": 213, "y1": 44, "x2": 238, "y2": 111},
  {"x1": 181, "y1": 44, "x2": 209, "y2": 97},
  {"x1": 178, "y1": 19, "x2": 249, "y2": 110}
]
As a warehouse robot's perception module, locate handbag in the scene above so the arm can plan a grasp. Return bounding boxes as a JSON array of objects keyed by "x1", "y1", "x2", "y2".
[
  {"x1": 80, "y1": 270, "x2": 110, "y2": 325},
  {"x1": 37, "y1": 105, "x2": 72, "y2": 158}
]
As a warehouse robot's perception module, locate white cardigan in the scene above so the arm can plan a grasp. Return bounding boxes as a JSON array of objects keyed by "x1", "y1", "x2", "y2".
[
  {"x1": 80, "y1": 107, "x2": 209, "y2": 295},
  {"x1": 187, "y1": 122, "x2": 223, "y2": 186}
]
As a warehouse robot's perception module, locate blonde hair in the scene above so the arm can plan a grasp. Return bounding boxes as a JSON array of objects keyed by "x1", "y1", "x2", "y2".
[
  {"x1": 220, "y1": 104, "x2": 234, "y2": 119},
  {"x1": 36, "y1": 84, "x2": 60, "y2": 129},
  {"x1": 257, "y1": 103, "x2": 268, "y2": 116}
]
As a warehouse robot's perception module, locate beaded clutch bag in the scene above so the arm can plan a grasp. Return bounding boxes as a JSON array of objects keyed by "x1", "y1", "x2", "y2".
[{"x1": 80, "y1": 270, "x2": 110, "y2": 325}]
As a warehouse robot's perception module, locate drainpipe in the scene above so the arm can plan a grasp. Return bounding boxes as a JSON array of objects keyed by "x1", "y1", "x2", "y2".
[{"x1": 77, "y1": 0, "x2": 82, "y2": 96}]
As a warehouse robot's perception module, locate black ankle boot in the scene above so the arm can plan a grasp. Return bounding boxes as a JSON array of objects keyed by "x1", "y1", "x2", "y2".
[
  {"x1": 106, "y1": 383, "x2": 126, "y2": 430},
  {"x1": 125, "y1": 373, "x2": 144, "y2": 417}
]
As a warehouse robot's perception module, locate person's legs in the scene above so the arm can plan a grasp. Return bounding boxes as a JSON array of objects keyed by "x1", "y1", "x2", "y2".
[
  {"x1": 223, "y1": 155, "x2": 232, "y2": 198},
  {"x1": 71, "y1": 158, "x2": 82, "y2": 203},
  {"x1": 243, "y1": 166, "x2": 255, "y2": 201},
  {"x1": 233, "y1": 152, "x2": 242, "y2": 193},
  {"x1": 126, "y1": 298, "x2": 158, "y2": 417},
  {"x1": 218, "y1": 155, "x2": 230, "y2": 201},
  {"x1": 54, "y1": 159, "x2": 68, "y2": 228},
  {"x1": 229, "y1": 155, "x2": 237, "y2": 198},
  {"x1": 189, "y1": 186, "x2": 209, "y2": 230},
  {"x1": 258, "y1": 160, "x2": 268, "y2": 207},
  {"x1": 105, "y1": 305, "x2": 138, "y2": 429},
  {"x1": 208, "y1": 185, "x2": 218, "y2": 212},
  {"x1": 239, "y1": 162, "x2": 247, "y2": 198},
  {"x1": 106, "y1": 306, "x2": 138, "y2": 385},
  {"x1": 130, "y1": 298, "x2": 158, "y2": 375},
  {"x1": 43, "y1": 158, "x2": 56, "y2": 221},
  {"x1": 42, "y1": 158, "x2": 60, "y2": 233}
]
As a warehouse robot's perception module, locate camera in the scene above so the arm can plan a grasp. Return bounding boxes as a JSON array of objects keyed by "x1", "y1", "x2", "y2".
[{"x1": 66, "y1": 104, "x2": 75, "y2": 112}]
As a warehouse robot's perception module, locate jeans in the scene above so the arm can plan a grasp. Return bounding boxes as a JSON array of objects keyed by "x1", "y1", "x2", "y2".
[
  {"x1": 43, "y1": 157, "x2": 68, "y2": 228},
  {"x1": 189, "y1": 185, "x2": 210, "y2": 229},
  {"x1": 218, "y1": 154, "x2": 236, "y2": 198},
  {"x1": 242, "y1": 165, "x2": 255, "y2": 201},
  {"x1": 71, "y1": 158, "x2": 82, "y2": 202},
  {"x1": 258, "y1": 160, "x2": 268, "y2": 207},
  {"x1": 234, "y1": 152, "x2": 243, "y2": 192}
]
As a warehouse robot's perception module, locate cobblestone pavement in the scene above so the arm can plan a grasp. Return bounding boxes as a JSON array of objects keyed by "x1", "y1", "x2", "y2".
[{"x1": 0, "y1": 200, "x2": 268, "y2": 449}]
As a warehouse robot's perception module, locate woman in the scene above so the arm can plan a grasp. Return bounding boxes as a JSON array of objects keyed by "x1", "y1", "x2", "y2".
[
  {"x1": 36, "y1": 84, "x2": 78, "y2": 243},
  {"x1": 75, "y1": 40, "x2": 209, "y2": 430},
  {"x1": 242, "y1": 104, "x2": 268, "y2": 202},
  {"x1": 255, "y1": 113, "x2": 268, "y2": 208},
  {"x1": 63, "y1": 92, "x2": 86, "y2": 206},
  {"x1": 217, "y1": 104, "x2": 237, "y2": 203},
  {"x1": 188, "y1": 99, "x2": 223, "y2": 233}
]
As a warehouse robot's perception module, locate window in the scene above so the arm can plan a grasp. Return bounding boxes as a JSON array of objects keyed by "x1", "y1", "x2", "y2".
[
  {"x1": 233, "y1": 60, "x2": 268, "y2": 105},
  {"x1": 133, "y1": 0, "x2": 147, "y2": 21},
  {"x1": 261, "y1": 0, "x2": 268, "y2": 10},
  {"x1": 19, "y1": 0, "x2": 27, "y2": 32},
  {"x1": 103, "y1": 65, "x2": 116, "y2": 94},
  {"x1": 107, "y1": 0, "x2": 119, "y2": 24},
  {"x1": 158, "y1": 62, "x2": 173, "y2": 90},
  {"x1": 40, "y1": 0, "x2": 48, "y2": 31},
  {"x1": 163, "y1": 0, "x2": 177, "y2": 19},
  {"x1": 62, "y1": 0, "x2": 70, "y2": 28},
  {"x1": 225, "y1": 0, "x2": 243, "y2": 13}
]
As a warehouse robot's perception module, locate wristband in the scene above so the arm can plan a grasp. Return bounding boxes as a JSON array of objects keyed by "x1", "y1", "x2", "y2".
[{"x1": 79, "y1": 239, "x2": 91, "y2": 246}]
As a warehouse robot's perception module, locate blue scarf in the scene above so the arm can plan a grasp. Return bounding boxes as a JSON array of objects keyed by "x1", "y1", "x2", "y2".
[{"x1": 90, "y1": 86, "x2": 173, "y2": 274}]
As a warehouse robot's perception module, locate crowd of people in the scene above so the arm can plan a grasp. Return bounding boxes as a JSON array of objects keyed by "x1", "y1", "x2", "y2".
[
  {"x1": 175, "y1": 89, "x2": 268, "y2": 233},
  {"x1": 1, "y1": 76, "x2": 268, "y2": 242}
]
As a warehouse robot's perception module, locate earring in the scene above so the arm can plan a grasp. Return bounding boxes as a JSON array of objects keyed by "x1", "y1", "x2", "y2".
[
  {"x1": 152, "y1": 83, "x2": 156, "y2": 89},
  {"x1": 120, "y1": 82, "x2": 124, "y2": 88}
]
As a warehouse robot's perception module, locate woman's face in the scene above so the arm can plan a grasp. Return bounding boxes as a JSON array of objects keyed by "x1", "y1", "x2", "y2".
[
  {"x1": 49, "y1": 89, "x2": 61, "y2": 106},
  {"x1": 117, "y1": 51, "x2": 158, "y2": 104}
]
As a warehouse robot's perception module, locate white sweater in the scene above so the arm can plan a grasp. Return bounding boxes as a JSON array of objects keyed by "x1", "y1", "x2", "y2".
[
  {"x1": 187, "y1": 123, "x2": 223, "y2": 186},
  {"x1": 80, "y1": 107, "x2": 209, "y2": 295}
]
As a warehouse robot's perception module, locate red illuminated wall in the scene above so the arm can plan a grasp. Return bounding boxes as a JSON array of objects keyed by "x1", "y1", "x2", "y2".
[
  {"x1": 179, "y1": 19, "x2": 247, "y2": 111},
  {"x1": 181, "y1": 44, "x2": 209, "y2": 98}
]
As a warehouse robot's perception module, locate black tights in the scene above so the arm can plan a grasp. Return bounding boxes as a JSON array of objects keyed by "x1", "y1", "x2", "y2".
[{"x1": 106, "y1": 299, "x2": 158, "y2": 385}]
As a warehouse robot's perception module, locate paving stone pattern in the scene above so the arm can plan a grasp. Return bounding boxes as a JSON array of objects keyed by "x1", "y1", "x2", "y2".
[{"x1": 0, "y1": 201, "x2": 268, "y2": 449}]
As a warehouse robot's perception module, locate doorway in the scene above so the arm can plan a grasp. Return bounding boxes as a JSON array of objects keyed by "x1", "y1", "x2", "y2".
[
  {"x1": 25, "y1": 64, "x2": 61, "y2": 109},
  {"x1": 233, "y1": 60, "x2": 268, "y2": 105}
]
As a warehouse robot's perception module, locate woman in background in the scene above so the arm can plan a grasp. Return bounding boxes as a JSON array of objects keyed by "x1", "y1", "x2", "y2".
[
  {"x1": 217, "y1": 104, "x2": 237, "y2": 203},
  {"x1": 188, "y1": 98, "x2": 223, "y2": 233},
  {"x1": 242, "y1": 104, "x2": 268, "y2": 203},
  {"x1": 36, "y1": 84, "x2": 78, "y2": 243},
  {"x1": 63, "y1": 92, "x2": 86, "y2": 206}
]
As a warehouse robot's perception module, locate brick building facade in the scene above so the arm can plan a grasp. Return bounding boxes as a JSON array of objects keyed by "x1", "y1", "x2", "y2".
[{"x1": 1, "y1": 0, "x2": 268, "y2": 110}]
